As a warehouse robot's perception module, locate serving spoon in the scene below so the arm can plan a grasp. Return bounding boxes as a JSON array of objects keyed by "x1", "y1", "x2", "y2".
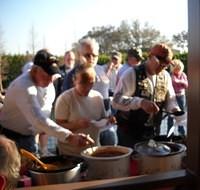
[
  {"x1": 162, "y1": 110, "x2": 185, "y2": 116},
  {"x1": 20, "y1": 149, "x2": 58, "y2": 171}
]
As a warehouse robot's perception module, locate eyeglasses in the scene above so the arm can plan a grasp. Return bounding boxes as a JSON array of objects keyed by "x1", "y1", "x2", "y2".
[
  {"x1": 155, "y1": 56, "x2": 170, "y2": 68},
  {"x1": 112, "y1": 57, "x2": 119, "y2": 61},
  {"x1": 83, "y1": 53, "x2": 99, "y2": 59}
]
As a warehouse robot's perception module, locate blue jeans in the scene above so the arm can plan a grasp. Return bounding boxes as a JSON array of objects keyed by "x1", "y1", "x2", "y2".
[
  {"x1": 100, "y1": 98, "x2": 118, "y2": 145},
  {"x1": 167, "y1": 95, "x2": 186, "y2": 135},
  {"x1": 0, "y1": 126, "x2": 37, "y2": 153}
]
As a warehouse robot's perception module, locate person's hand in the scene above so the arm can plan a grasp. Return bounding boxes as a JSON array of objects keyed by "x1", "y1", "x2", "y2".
[
  {"x1": 141, "y1": 99, "x2": 160, "y2": 114},
  {"x1": 108, "y1": 116, "x2": 117, "y2": 124},
  {"x1": 106, "y1": 62, "x2": 115, "y2": 75},
  {"x1": 66, "y1": 133, "x2": 95, "y2": 147},
  {"x1": 109, "y1": 62, "x2": 115, "y2": 69}
]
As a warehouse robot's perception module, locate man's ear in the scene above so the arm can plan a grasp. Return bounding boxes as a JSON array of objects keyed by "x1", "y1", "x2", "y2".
[{"x1": 0, "y1": 175, "x2": 6, "y2": 190}]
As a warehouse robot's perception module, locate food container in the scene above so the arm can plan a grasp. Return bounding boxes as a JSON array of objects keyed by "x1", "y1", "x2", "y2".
[
  {"x1": 81, "y1": 145, "x2": 133, "y2": 180},
  {"x1": 134, "y1": 141, "x2": 186, "y2": 174},
  {"x1": 29, "y1": 155, "x2": 83, "y2": 185},
  {"x1": 153, "y1": 135, "x2": 186, "y2": 144}
]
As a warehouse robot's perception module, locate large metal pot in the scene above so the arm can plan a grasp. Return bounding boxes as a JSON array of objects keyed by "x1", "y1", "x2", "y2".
[
  {"x1": 29, "y1": 155, "x2": 83, "y2": 185},
  {"x1": 134, "y1": 141, "x2": 186, "y2": 175},
  {"x1": 153, "y1": 135, "x2": 186, "y2": 144},
  {"x1": 81, "y1": 145, "x2": 133, "y2": 180}
]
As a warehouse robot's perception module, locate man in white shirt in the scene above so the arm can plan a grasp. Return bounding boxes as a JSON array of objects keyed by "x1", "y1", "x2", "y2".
[
  {"x1": 103, "y1": 51, "x2": 122, "y2": 96},
  {"x1": 112, "y1": 43, "x2": 181, "y2": 147},
  {"x1": 0, "y1": 49, "x2": 94, "y2": 153}
]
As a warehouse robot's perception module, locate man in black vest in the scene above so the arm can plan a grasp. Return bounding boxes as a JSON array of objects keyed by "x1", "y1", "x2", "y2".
[{"x1": 112, "y1": 43, "x2": 181, "y2": 148}]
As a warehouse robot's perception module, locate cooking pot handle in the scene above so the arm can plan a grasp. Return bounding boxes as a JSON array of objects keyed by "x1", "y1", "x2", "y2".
[
  {"x1": 79, "y1": 161, "x2": 89, "y2": 180},
  {"x1": 130, "y1": 151, "x2": 140, "y2": 176},
  {"x1": 80, "y1": 161, "x2": 88, "y2": 173},
  {"x1": 131, "y1": 150, "x2": 141, "y2": 158}
]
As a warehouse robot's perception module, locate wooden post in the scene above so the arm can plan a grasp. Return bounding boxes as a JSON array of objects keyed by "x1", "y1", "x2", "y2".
[
  {"x1": 0, "y1": 55, "x2": 3, "y2": 92},
  {"x1": 187, "y1": 0, "x2": 200, "y2": 178}
]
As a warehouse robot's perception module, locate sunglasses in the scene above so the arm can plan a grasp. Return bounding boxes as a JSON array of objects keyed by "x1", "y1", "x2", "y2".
[
  {"x1": 112, "y1": 57, "x2": 119, "y2": 61},
  {"x1": 154, "y1": 56, "x2": 170, "y2": 68},
  {"x1": 83, "y1": 53, "x2": 99, "y2": 59},
  {"x1": 156, "y1": 55, "x2": 171, "y2": 64}
]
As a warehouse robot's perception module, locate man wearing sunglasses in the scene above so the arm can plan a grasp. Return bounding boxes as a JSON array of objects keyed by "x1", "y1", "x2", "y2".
[
  {"x1": 62, "y1": 37, "x2": 100, "y2": 91},
  {"x1": 112, "y1": 43, "x2": 181, "y2": 148}
]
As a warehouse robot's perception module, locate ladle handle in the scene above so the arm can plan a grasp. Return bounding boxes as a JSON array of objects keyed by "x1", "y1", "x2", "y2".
[
  {"x1": 162, "y1": 110, "x2": 185, "y2": 116},
  {"x1": 20, "y1": 149, "x2": 46, "y2": 169}
]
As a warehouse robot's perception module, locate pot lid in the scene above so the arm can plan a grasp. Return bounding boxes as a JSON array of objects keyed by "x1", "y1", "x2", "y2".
[{"x1": 135, "y1": 139, "x2": 171, "y2": 156}]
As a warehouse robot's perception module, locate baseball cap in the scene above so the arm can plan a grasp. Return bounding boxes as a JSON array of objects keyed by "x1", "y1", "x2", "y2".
[
  {"x1": 127, "y1": 48, "x2": 144, "y2": 60},
  {"x1": 33, "y1": 49, "x2": 60, "y2": 76},
  {"x1": 149, "y1": 43, "x2": 173, "y2": 64},
  {"x1": 111, "y1": 51, "x2": 122, "y2": 60}
]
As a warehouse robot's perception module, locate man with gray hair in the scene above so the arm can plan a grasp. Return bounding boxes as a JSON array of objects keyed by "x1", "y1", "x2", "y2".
[
  {"x1": 60, "y1": 37, "x2": 118, "y2": 145},
  {"x1": 63, "y1": 37, "x2": 99, "y2": 91},
  {"x1": 78, "y1": 37, "x2": 100, "y2": 66}
]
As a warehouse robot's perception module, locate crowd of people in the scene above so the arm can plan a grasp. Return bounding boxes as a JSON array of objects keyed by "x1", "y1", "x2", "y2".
[{"x1": 0, "y1": 37, "x2": 188, "y2": 189}]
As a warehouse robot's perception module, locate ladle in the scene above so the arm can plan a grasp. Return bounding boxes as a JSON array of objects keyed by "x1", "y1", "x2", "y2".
[
  {"x1": 162, "y1": 110, "x2": 185, "y2": 116},
  {"x1": 20, "y1": 149, "x2": 58, "y2": 171},
  {"x1": 167, "y1": 126, "x2": 176, "y2": 138},
  {"x1": 86, "y1": 134, "x2": 95, "y2": 154}
]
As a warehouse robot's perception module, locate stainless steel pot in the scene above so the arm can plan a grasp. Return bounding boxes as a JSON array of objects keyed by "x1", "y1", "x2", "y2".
[
  {"x1": 134, "y1": 141, "x2": 186, "y2": 175},
  {"x1": 29, "y1": 155, "x2": 83, "y2": 185},
  {"x1": 153, "y1": 135, "x2": 186, "y2": 144},
  {"x1": 81, "y1": 145, "x2": 133, "y2": 180}
]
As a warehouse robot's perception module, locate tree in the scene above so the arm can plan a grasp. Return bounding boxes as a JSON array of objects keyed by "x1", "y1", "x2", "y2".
[
  {"x1": 0, "y1": 25, "x2": 4, "y2": 55},
  {"x1": 117, "y1": 20, "x2": 132, "y2": 50},
  {"x1": 28, "y1": 25, "x2": 38, "y2": 55},
  {"x1": 84, "y1": 20, "x2": 170, "y2": 53},
  {"x1": 85, "y1": 25, "x2": 119, "y2": 53},
  {"x1": 124, "y1": 20, "x2": 170, "y2": 51},
  {"x1": 0, "y1": 25, "x2": 5, "y2": 92},
  {"x1": 172, "y1": 31, "x2": 188, "y2": 52},
  {"x1": 2, "y1": 54, "x2": 26, "y2": 87}
]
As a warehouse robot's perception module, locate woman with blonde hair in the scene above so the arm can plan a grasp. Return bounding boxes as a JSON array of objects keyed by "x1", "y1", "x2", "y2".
[
  {"x1": 168, "y1": 59, "x2": 188, "y2": 136},
  {"x1": 0, "y1": 135, "x2": 21, "y2": 190}
]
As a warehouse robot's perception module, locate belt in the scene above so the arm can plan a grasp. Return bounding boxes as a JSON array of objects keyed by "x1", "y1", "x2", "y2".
[
  {"x1": 0, "y1": 125, "x2": 32, "y2": 139},
  {"x1": 0, "y1": 125, "x2": 37, "y2": 153}
]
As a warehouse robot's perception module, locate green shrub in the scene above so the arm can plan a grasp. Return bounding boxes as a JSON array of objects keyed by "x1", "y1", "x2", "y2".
[
  {"x1": 1, "y1": 54, "x2": 26, "y2": 88},
  {"x1": 97, "y1": 54, "x2": 110, "y2": 65},
  {"x1": 0, "y1": 52, "x2": 188, "y2": 89}
]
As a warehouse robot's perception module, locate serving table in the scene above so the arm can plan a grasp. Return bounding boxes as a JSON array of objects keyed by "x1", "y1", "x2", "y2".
[{"x1": 16, "y1": 169, "x2": 194, "y2": 190}]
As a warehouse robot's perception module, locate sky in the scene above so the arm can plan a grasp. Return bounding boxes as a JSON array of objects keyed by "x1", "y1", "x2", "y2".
[{"x1": 0, "y1": 0, "x2": 188, "y2": 55}]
